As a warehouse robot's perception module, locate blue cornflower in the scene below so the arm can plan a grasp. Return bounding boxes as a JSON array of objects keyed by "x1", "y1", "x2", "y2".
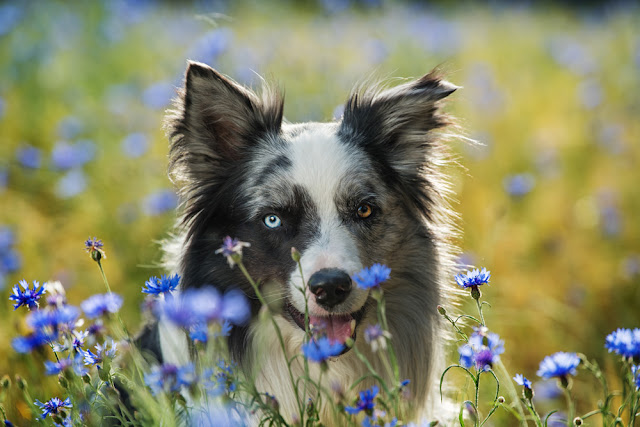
[
  {"x1": 605, "y1": 328, "x2": 640, "y2": 359},
  {"x1": 220, "y1": 289, "x2": 250, "y2": 326},
  {"x1": 632, "y1": 365, "x2": 640, "y2": 390},
  {"x1": 345, "y1": 385, "x2": 378, "y2": 415},
  {"x1": 44, "y1": 354, "x2": 87, "y2": 376},
  {"x1": 27, "y1": 305, "x2": 80, "y2": 335},
  {"x1": 34, "y1": 397, "x2": 72, "y2": 419},
  {"x1": 352, "y1": 264, "x2": 391, "y2": 290},
  {"x1": 203, "y1": 360, "x2": 237, "y2": 396},
  {"x1": 144, "y1": 363, "x2": 197, "y2": 395},
  {"x1": 9, "y1": 280, "x2": 45, "y2": 310},
  {"x1": 459, "y1": 327, "x2": 504, "y2": 371},
  {"x1": 16, "y1": 145, "x2": 41, "y2": 169},
  {"x1": 81, "y1": 293, "x2": 123, "y2": 318},
  {"x1": 514, "y1": 374, "x2": 532, "y2": 389},
  {"x1": 12, "y1": 331, "x2": 51, "y2": 353},
  {"x1": 215, "y1": 236, "x2": 251, "y2": 268},
  {"x1": 301, "y1": 337, "x2": 344, "y2": 363},
  {"x1": 455, "y1": 267, "x2": 490, "y2": 289},
  {"x1": 84, "y1": 237, "x2": 105, "y2": 261},
  {"x1": 189, "y1": 322, "x2": 208, "y2": 343},
  {"x1": 82, "y1": 340, "x2": 117, "y2": 368},
  {"x1": 537, "y1": 352, "x2": 581, "y2": 380},
  {"x1": 218, "y1": 320, "x2": 233, "y2": 337},
  {"x1": 142, "y1": 274, "x2": 180, "y2": 296}
]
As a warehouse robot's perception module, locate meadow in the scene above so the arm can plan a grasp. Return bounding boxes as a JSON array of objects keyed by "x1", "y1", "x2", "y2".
[{"x1": 0, "y1": 1, "x2": 638, "y2": 425}]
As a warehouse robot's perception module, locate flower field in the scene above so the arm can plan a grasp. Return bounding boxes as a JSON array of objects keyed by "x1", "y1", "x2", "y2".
[{"x1": 0, "y1": 1, "x2": 638, "y2": 425}]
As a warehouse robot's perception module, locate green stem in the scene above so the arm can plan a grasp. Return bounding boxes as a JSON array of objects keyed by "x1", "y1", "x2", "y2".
[
  {"x1": 494, "y1": 360, "x2": 526, "y2": 425},
  {"x1": 97, "y1": 259, "x2": 112, "y2": 294},
  {"x1": 475, "y1": 298, "x2": 486, "y2": 327},
  {"x1": 563, "y1": 385, "x2": 575, "y2": 427}
]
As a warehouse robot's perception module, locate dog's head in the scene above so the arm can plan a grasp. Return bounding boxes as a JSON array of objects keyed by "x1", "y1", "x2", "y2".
[{"x1": 165, "y1": 61, "x2": 457, "y2": 358}]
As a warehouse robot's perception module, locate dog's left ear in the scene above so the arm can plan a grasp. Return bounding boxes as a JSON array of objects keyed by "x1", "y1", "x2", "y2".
[{"x1": 339, "y1": 71, "x2": 458, "y2": 151}]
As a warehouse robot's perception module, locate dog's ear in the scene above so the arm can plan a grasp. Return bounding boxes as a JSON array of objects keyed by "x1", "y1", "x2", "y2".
[
  {"x1": 339, "y1": 71, "x2": 457, "y2": 150},
  {"x1": 166, "y1": 61, "x2": 283, "y2": 181},
  {"x1": 339, "y1": 71, "x2": 458, "y2": 214}
]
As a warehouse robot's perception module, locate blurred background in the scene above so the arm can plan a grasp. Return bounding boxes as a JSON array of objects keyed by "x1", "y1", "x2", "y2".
[{"x1": 0, "y1": 0, "x2": 638, "y2": 424}]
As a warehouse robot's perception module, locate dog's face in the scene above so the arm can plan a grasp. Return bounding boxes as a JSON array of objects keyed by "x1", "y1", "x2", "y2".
[{"x1": 165, "y1": 61, "x2": 456, "y2": 355}]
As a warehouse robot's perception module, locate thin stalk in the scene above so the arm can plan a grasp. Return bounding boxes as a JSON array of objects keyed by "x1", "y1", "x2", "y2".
[
  {"x1": 494, "y1": 360, "x2": 526, "y2": 425},
  {"x1": 563, "y1": 386, "x2": 575, "y2": 427}
]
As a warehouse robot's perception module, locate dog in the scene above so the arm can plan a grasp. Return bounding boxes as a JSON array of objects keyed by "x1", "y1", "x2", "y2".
[{"x1": 140, "y1": 61, "x2": 460, "y2": 424}]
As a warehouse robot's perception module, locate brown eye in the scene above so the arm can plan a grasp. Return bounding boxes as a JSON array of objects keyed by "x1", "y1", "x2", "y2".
[{"x1": 356, "y1": 203, "x2": 373, "y2": 219}]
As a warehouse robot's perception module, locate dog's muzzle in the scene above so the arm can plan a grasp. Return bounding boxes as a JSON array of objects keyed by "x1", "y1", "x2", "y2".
[{"x1": 308, "y1": 268, "x2": 352, "y2": 309}]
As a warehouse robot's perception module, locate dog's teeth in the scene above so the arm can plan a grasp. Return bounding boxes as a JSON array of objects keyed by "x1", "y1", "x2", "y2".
[{"x1": 350, "y1": 319, "x2": 356, "y2": 331}]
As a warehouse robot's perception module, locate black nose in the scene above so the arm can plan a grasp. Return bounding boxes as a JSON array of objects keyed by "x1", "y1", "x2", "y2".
[{"x1": 308, "y1": 268, "x2": 352, "y2": 309}]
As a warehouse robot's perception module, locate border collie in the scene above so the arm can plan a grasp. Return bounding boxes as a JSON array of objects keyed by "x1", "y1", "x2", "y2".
[{"x1": 143, "y1": 61, "x2": 460, "y2": 423}]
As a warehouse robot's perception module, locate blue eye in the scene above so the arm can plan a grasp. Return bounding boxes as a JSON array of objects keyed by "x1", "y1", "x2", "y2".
[{"x1": 263, "y1": 214, "x2": 282, "y2": 229}]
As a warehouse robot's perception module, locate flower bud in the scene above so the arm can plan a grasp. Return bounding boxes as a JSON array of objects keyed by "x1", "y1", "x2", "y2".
[
  {"x1": 497, "y1": 396, "x2": 505, "y2": 404},
  {"x1": 344, "y1": 337, "x2": 355, "y2": 348},
  {"x1": 573, "y1": 417, "x2": 583, "y2": 426},
  {"x1": 437, "y1": 305, "x2": 447, "y2": 315},
  {"x1": 91, "y1": 250, "x2": 102, "y2": 262},
  {"x1": 15, "y1": 376, "x2": 26, "y2": 390},
  {"x1": 470, "y1": 285, "x2": 481, "y2": 300},
  {"x1": 98, "y1": 367, "x2": 110, "y2": 382},
  {"x1": 58, "y1": 374, "x2": 69, "y2": 389},
  {"x1": 82, "y1": 374, "x2": 91, "y2": 384},
  {"x1": 524, "y1": 386, "x2": 534, "y2": 400},
  {"x1": 291, "y1": 247, "x2": 301, "y2": 263},
  {"x1": 1, "y1": 375, "x2": 11, "y2": 389}
]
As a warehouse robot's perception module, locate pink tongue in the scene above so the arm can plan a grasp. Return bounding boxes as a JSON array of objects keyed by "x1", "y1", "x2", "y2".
[{"x1": 309, "y1": 315, "x2": 353, "y2": 344}]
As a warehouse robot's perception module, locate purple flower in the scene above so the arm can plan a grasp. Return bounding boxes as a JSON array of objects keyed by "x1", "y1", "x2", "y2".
[
  {"x1": 44, "y1": 354, "x2": 87, "y2": 376},
  {"x1": 459, "y1": 327, "x2": 504, "y2": 371},
  {"x1": 81, "y1": 293, "x2": 123, "y2": 318},
  {"x1": 301, "y1": 336, "x2": 344, "y2": 363},
  {"x1": 142, "y1": 274, "x2": 180, "y2": 296},
  {"x1": 84, "y1": 237, "x2": 106, "y2": 260},
  {"x1": 537, "y1": 352, "x2": 580, "y2": 380},
  {"x1": 605, "y1": 328, "x2": 640, "y2": 359},
  {"x1": 144, "y1": 363, "x2": 196, "y2": 395},
  {"x1": 514, "y1": 374, "x2": 532, "y2": 389},
  {"x1": 34, "y1": 397, "x2": 72, "y2": 419},
  {"x1": 352, "y1": 264, "x2": 391, "y2": 290},
  {"x1": 345, "y1": 385, "x2": 378, "y2": 415},
  {"x1": 455, "y1": 268, "x2": 490, "y2": 289},
  {"x1": 9, "y1": 280, "x2": 45, "y2": 310},
  {"x1": 215, "y1": 236, "x2": 250, "y2": 268},
  {"x1": 364, "y1": 324, "x2": 391, "y2": 352}
]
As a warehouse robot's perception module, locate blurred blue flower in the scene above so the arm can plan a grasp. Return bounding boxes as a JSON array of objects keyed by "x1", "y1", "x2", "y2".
[
  {"x1": 605, "y1": 328, "x2": 640, "y2": 359},
  {"x1": 142, "y1": 189, "x2": 178, "y2": 216},
  {"x1": 0, "y1": 4, "x2": 23, "y2": 37},
  {"x1": 55, "y1": 169, "x2": 87, "y2": 199},
  {"x1": 142, "y1": 81, "x2": 174, "y2": 110},
  {"x1": 188, "y1": 28, "x2": 233, "y2": 65},
  {"x1": 301, "y1": 336, "x2": 344, "y2": 363},
  {"x1": 121, "y1": 132, "x2": 149, "y2": 158},
  {"x1": 0, "y1": 165, "x2": 7, "y2": 192},
  {"x1": 532, "y1": 379, "x2": 562, "y2": 402},
  {"x1": 56, "y1": 116, "x2": 84, "y2": 140},
  {"x1": 537, "y1": 352, "x2": 580, "y2": 380},
  {"x1": 547, "y1": 35, "x2": 597, "y2": 76},
  {"x1": 34, "y1": 397, "x2": 72, "y2": 419},
  {"x1": 105, "y1": 0, "x2": 154, "y2": 26},
  {"x1": 9, "y1": 279, "x2": 45, "y2": 310},
  {"x1": 215, "y1": 236, "x2": 251, "y2": 267},
  {"x1": 345, "y1": 385, "x2": 378, "y2": 415},
  {"x1": 352, "y1": 264, "x2": 391, "y2": 290},
  {"x1": 455, "y1": 267, "x2": 490, "y2": 289},
  {"x1": 514, "y1": 373, "x2": 532, "y2": 389},
  {"x1": 142, "y1": 274, "x2": 180, "y2": 296},
  {"x1": 320, "y1": 0, "x2": 350, "y2": 14},
  {"x1": 203, "y1": 359, "x2": 237, "y2": 396},
  {"x1": 577, "y1": 78, "x2": 603, "y2": 110},
  {"x1": 0, "y1": 226, "x2": 14, "y2": 253},
  {"x1": 597, "y1": 190, "x2": 621, "y2": 237},
  {"x1": 363, "y1": 324, "x2": 391, "y2": 352},
  {"x1": 81, "y1": 293, "x2": 123, "y2": 318},
  {"x1": 333, "y1": 104, "x2": 345, "y2": 120},
  {"x1": 632, "y1": 365, "x2": 639, "y2": 390},
  {"x1": 11, "y1": 331, "x2": 51, "y2": 353},
  {"x1": 503, "y1": 173, "x2": 535, "y2": 197},
  {"x1": 220, "y1": 289, "x2": 250, "y2": 326},
  {"x1": 16, "y1": 145, "x2": 42, "y2": 169},
  {"x1": 51, "y1": 140, "x2": 96, "y2": 170},
  {"x1": 144, "y1": 363, "x2": 196, "y2": 395},
  {"x1": 189, "y1": 322, "x2": 208, "y2": 343},
  {"x1": 27, "y1": 305, "x2": 80, "y2": 335},
  {"x1": 409, "y1": 13, "x2": 461, "y2": 55},
  {"x1": 82, "y1": 340, "x2": 117, "y2": 368},
  {"x1": 44, "y1": 354, "x2": 87, "y2": 376}
]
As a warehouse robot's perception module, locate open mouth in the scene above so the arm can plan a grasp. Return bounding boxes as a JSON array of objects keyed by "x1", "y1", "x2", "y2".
[{"x1": 285, "y1": 301, "x2": 367, "y2": 353}]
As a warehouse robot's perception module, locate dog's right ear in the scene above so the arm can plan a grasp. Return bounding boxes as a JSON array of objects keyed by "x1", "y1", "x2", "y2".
[{"x1": 165, "y1": 61, "x2": 283, "y2": 182}]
